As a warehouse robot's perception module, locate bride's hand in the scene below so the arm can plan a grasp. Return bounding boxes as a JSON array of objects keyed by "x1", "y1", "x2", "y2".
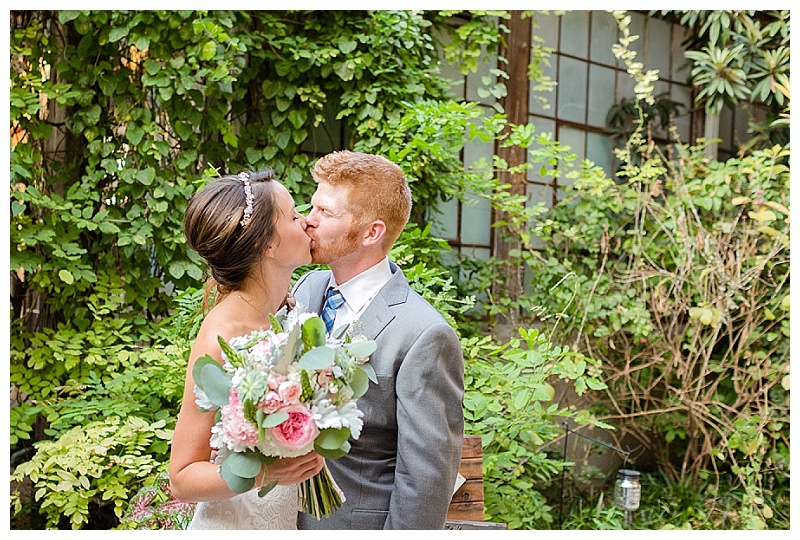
[{"x1": 257, "y1": 451, "x2": 325, "y2": 487}]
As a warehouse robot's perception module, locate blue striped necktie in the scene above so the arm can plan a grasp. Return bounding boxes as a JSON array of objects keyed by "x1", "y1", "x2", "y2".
[{"x1": 321, "y1": 287, "x2": 344, "y2": 334}]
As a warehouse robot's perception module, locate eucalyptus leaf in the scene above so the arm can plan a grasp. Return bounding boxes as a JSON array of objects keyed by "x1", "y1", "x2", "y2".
[
  {"x1": 350, "y1": 367, "x2": 369, "y2": 399},
  {"x1": 332, "y1": 323, "x2": 349, "y2": 340},
  {"x1": 192, "y1": 355, "x2": 231, "y2": 408},
  {"x1": 258, "y1": 480, "x2": 278, "y2": 497},
  {"x1": 220, "y1": 459, "x2": 255, "y2": 493},
  {"x1": 359, "y1": 362, "x2": 378, "y2": 385},
  {"x1": 315, "y1": 427, "x2": 350, "y2": 450},
  {"x1": 299, "y1": 346, "x2": 335, "y2": 370},
  {"x1": 225, "y1": 451, "x2": 263, "y2": 478},
  {"x1": 314, "y1": 439, "x2": 350, "y2": 460},
  {"x1": 345, "y1": 340, "x2": 377, "y2": 358},
  {"x1": 261, "y1": 411, "x2": 289, "y2": 428}
]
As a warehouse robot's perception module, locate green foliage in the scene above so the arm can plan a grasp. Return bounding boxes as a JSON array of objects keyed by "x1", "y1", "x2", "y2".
[
  {"x1": 462, "y1": 327, "x2": 609, "y2": 529},
  {"x1": 10, "y1": 416, "x2": 172, "y2": 529},
  {"x1": 390, "y1": 224, "x2": 475, "y2": 328},
  {"x1": 656, "y1": 10, "x2": 790, "y2": 149},
  {"x1": 563, "y1": 468, "x2": 790, "y2": 530},
  {"x1": 518, "y1": 20, "x2": 789, "y2": 529}
]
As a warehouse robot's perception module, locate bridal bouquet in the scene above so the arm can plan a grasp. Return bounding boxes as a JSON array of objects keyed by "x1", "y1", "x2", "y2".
[{"x1": 193, "y1": 304, "x2": 376, "y2": 519}]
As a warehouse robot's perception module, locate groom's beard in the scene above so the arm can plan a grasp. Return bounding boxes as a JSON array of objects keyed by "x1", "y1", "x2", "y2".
[{"x1": 309, "y1": 226, "x2": 361, "y2": 266}]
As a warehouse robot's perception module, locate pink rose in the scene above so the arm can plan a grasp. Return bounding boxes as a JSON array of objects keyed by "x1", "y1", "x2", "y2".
[
  {"x1": 278, "y1": 380, "x2": 302, "y2": 404},
  {"x1": 269, "y1": 404, "x2": 318, "y2": 452},
  {"x1": 267, "y1": 373, "x2": 286, "y2": 390},
  {"x1": 258, "y1": 391, "x2": 282, "y2": 414}
]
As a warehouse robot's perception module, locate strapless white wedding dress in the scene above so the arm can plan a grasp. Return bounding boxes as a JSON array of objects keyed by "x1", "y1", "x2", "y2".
[{"x1": 187, "y1": 484, "x2": 298, "y2": 530}]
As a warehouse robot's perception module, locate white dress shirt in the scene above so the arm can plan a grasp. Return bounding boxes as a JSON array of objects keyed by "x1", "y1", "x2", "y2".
[{"x1": 326, "y1": 257, "x2": 392, "y2": 334}]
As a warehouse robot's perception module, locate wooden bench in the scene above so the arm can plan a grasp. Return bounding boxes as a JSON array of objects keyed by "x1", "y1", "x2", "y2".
[{"x1": 445, "y1": 435, "x2": 507, "y2": 530}]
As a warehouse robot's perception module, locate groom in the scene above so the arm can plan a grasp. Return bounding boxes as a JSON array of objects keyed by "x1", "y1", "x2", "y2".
[{"x1": 292, "y1": 150, "x2": 464, "y2": 529}]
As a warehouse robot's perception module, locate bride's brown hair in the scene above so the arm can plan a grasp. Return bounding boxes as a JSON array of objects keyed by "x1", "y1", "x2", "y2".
[{"x1": 183, "y1": 170, "x2": 279, "y2": 309}]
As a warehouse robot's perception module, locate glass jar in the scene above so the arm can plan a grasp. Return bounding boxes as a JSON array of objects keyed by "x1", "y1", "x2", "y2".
[{"x1": 614, "y1": 469, "x2": 641, "y2": 512}]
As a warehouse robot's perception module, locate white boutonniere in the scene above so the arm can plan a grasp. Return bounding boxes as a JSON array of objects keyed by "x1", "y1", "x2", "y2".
[{"x1": 333, "y1": 320, "x2": 378, "y2": 382}]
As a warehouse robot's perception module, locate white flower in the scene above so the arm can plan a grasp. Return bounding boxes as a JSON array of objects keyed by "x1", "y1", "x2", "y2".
[
  {"x1": 194, "y1": 385, "x2": 216, "y2": 412},
  {"x1": 312, "y1": 398, "x2": 364, "y2": 439}
]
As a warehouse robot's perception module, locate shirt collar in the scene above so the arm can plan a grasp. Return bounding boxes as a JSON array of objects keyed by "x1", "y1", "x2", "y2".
[{"x1": 327, "y1": 257, "x2": 392, "y2": 315}]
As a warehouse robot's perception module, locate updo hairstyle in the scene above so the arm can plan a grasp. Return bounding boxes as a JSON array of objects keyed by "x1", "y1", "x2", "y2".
[{"x1": 183, "y1": 170, "x2": 278, "y2": 296}]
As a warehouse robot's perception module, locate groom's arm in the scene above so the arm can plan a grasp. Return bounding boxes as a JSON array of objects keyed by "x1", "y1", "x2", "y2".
[{"x1": 386, "y1": 320, "x2": 464, "y2": 529}]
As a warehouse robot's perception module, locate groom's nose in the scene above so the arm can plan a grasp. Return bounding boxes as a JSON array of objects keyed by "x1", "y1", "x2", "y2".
[{"x1": 305, "y1": 208, "x2": 319, "y2": 228}]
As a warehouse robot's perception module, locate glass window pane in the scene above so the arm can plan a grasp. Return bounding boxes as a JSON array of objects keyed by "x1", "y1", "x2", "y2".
[
  {"x1": 527, "y1": 183, "x2": 552, "y2": 250},
  {"x1": 588, "y1": 64, "x2": 616, "y2": 127},
  {"x1": 628, "y1": 12, "x2": 645, "y2": 58},
  {"x1": 466, "y1": 46, "x2": 496, "y2": 105},
  {"x1": 557, "y1": 56, "x2": 587, "y2": 123},
  {"x1": 617, "y1": 69, "x2": 637, "y2": 102},
  {"x1": 560, "y1": 11, "x2": 589, "y2": 57},
  {"x1": 460, "y1": 246, "x2": 491, "y2": 263},
  {"x1": 460, "y1": 191, "x2": 492, "y2": 246},
  {"x1": 464, "y1": 121, "x2": 494, "y2": 169},
  {"x1": 590, "y1": 11, "x2": 618, "y2": 66},
  {"x1": 533, "y1": 12, "x2": 559, "y2": 49},
  {"x1": 652, "y1": 79, "x2": 671, "y2": 139},
  {"x1": 671, "y1": 84, "x2": 692, "y2": 142},
  {"x1": 646, "y1": 17, "x2": 672, "y2": 80},
  {"x1": 671, "y1": 24, "x2": 691, "y2": 82},
  {"x1": 587, "y1": 132, "x2": 614, "y2": 177},
  {"x1": 529, "y1": 52, "x2": 557, "y2": 117},
  {"x1": 557, "y1": 126, "x2": 585, "y2": 197},
  {"x1": 429, "y1": 196, "x2": 459, "y2": 241},
  {"x1": 433, "y1": 27, "x2": 466, "y2": 100},
  {"x1": 734, "y1": 104, "x2": 751, "y2": 147}
]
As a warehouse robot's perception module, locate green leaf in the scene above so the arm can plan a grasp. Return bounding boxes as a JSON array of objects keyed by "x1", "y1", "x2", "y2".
[
  {"x1": 202, "y1": 41, "x2": 217, "y2": 60},
  {"x1": 269, "y1": 314, "x2": 284, "y2": 333},
  {"x1": 225, "y1": 451, "x2": 262, "y2": 478},
  {"x1": 345, "y1": 340, "x2": 377, "y2": 358},
  {"x1": 192, "y1": 355, "x2": 231, "y2": 408},
  {"x1": 108, "y1": 26, "x2": 129, "y2": 43},
  {"x1": 261, "y1": 411, "x2": 289, "y2": 428},
  {"x1": 220, "y1": 459, "x2": 255, "y2": 493},
  {"x1": 258, "y1": 480, "x2": 278, "y2": 497},
  {"x1": 301, "y1": 316, "x2": 326, "y2": 350},
  {"x1": 315, "y1": 427, "x2": 350, "y2": 450},
  {"x1": 58, "y1": 269, "x2": 75, "y2": 285},
  {"x1": 338, "y1": 38, "x2": 357, "y2": 53},
  {"x1": 298, "y1": 346, "x2": 335, "y2": 370},
  {"x1": 350, "y1": 367, "x2": 369, "y2": 398},
  {"x1": 315, "y1": 442, "x2": 350, "y2": 460}
]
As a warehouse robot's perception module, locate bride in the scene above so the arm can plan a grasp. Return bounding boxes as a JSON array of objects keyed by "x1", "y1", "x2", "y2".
[{"x1": 169, "y1": 169, "x2": 324, "y2": 529}]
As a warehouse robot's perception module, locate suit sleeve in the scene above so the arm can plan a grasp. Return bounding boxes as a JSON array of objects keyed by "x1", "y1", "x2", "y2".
[{"x1": 385, "y1": 322, "x2": 465, "y2": 529}]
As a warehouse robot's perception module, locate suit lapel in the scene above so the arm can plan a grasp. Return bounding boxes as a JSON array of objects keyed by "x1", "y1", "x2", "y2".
[{"x1": 359, "y1": 263, "x2": 409, "y2": 340}]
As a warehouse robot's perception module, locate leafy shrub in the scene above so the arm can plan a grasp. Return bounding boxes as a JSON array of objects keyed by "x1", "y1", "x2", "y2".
[{"x1": 462, "y1": 327, "x2": 609, "y2": 529}]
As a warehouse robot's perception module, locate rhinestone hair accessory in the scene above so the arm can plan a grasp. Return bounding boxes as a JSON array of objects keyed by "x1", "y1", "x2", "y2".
[{"x1": 238, "y1": 172, "x2": 254, "y2": 227}]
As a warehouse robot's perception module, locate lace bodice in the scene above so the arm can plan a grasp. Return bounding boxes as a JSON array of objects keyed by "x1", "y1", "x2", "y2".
[{"x1": 187, "y1": 484, "x2": 298, "y2": 530}]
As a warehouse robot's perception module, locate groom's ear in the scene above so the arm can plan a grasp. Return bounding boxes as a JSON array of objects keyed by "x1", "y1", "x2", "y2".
[{"x1": 361, "y1": 220, "x2": 386, "y2": 247}]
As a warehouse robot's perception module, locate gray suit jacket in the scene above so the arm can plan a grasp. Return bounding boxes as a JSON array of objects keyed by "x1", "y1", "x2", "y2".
[{"x1": 293, "y1": 262, "x2": 464, "y2": 529}]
